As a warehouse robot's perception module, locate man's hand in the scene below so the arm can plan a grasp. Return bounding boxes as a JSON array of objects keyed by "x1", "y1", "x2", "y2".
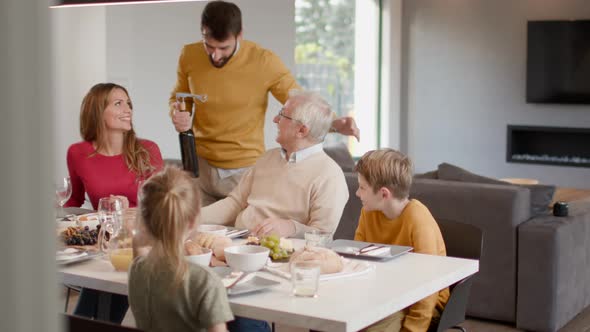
[
  {"x1": 253, "y1": 217, "x2": 296, "y2": 238},
  {"x1": 331, "y1": 116, "x2": 360, "y2": 141},
  {"x1": 170, "y1": 101, "x2": 192, "y2": 133}
]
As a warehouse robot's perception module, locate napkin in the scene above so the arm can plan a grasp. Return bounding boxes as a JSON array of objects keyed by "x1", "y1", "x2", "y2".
[
  {"x1": 364, "y1": 247, "x2": 390, "y2": 257},
  {"x1": 221, "y1": 272, "x2": 255, "y2": 288}
]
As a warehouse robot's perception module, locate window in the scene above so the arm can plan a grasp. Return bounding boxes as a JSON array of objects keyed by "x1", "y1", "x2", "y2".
[{"x1": 295, "y1": 0, "x2": 381, "y2": 157}]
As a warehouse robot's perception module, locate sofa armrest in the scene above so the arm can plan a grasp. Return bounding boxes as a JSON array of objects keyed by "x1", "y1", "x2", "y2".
[
  {"x1": 517, "y1": 201, "x2": 590, "y2": 332},
  {"x1": 411, "y1": 178, "x2": 531, "y2": 322},
  {"x1": 333, "y1": 172, "x2": 362, "y2": 240}
]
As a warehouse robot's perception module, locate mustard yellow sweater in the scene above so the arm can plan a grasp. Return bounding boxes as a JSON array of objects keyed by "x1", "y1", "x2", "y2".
[
  {"x1": 169, "y1": 40, "x2": 299, "y2": 169},
  {"x1": 354, "y1": 199, "x2": 450, "y2": 332}
]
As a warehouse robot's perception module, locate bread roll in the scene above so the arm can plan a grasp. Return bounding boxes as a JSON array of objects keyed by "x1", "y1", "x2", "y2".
[
  {"x1": 184, "y1": 241, "x2": 203, "y2": 255},
  {"x1": 190, "y1": 232, "x2": 233, "y2": 261},
  {"x1": 289, "y1": 247, "x2": 343, "y2": 274}
]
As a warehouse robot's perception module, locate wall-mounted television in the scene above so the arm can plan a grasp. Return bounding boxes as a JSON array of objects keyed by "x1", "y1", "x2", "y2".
[{"x1": 526, "y1": 20, "x2": 590, "y2": 104}]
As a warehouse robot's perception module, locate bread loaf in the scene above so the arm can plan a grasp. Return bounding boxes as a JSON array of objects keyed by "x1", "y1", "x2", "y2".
[{"x1": 289, "y1": 247, "x2": 344, "y2": 274}]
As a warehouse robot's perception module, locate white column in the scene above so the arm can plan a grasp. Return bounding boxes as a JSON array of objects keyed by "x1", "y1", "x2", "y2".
[
  {"x1": 0, "y1": 0, "x2": 60, "y2": 331},
  {"x1": 381, "y1": 0, "x2": 403, "y2": 150}
]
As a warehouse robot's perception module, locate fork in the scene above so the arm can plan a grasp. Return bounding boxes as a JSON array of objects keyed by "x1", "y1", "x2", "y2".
[{"x1": 355, "y1": 244, "x2": 385, "y2": 255}]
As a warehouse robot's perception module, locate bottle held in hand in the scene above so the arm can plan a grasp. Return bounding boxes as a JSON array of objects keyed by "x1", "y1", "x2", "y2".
[{"x1": 177, "y1": 96, "x2": 200, "y2": 177}]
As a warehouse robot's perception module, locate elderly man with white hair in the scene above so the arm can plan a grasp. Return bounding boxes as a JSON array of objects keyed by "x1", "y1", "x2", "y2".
[{"x1": 199, "y1": 90, "x2": 349, "y2": 238}]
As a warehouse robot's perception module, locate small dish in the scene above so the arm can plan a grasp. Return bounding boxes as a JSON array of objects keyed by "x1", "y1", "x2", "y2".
[
  {"x1": 185, "y1": 248, "x2": 213, "y2": 267},
  {"x1": 224, "y1": 245, "x2": 270, "y2": 272}
]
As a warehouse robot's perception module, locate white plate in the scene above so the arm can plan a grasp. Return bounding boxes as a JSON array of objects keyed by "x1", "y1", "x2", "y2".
[
  {"x1": 213, "y1": 267, "x2": 280, "y2": 296},
  {"x1": 56, "y1": 248, "x2": 103, "y2": 265},
  {"x1": 225, "y1": 228, "x2": 249, "y2": 239},
  {"x1": 328, "y1": 239, "x2": 413, "y2": 261},
  {"x1": 264, "y1": 258, "x2": 374, "y2": 281},
  {"x1": 76, "y1": 213, "x2": 100, "y2": 228},
  {"x1": 197, "y1": 224, "x2": 227, "y2": 236}
]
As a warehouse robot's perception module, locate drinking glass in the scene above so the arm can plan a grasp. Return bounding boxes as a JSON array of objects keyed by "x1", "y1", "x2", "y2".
[
  {"x1": 97, "y1": 197, "x2": 124, "y2": 253},
  {"x1": 291, "y1": 261, "x2": 320, "y2": 297},
  {"x1": 55, "y1": 177, "x2": 72, "y2": 219}
]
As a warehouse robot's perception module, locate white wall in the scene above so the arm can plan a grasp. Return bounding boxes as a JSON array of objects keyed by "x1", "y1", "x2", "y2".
[
  {"x1": 52, "y1": 0, "x2": 295, "y2": 178},
  {"x1": 52, "y1": 7, "x2": 107, "y2": 179},
  {"x1": 401, "y1": 0, "x2": 590, "y2": 188}
]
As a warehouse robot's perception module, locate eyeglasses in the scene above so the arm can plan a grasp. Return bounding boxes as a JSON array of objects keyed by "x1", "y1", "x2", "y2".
[{"x1": 278, "y1": 108, "x2": 302, "y2": 124}]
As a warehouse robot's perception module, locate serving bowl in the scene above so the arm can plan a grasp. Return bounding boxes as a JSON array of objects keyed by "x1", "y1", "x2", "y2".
[
  {"x1": 224, "y1": 245, "x2": 270, "y2": 272},
  {"x1": 185, "y1": 248, "x2": 213, "y2": 267},
  {"x1": 197, "y1": 224, "x2": 227, "y2": 236}
]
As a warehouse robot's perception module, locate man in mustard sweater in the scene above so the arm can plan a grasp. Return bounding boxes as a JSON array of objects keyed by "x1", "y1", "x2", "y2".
[
  {"x1": 169, "y1": 0, "x2": 359, "y2": 206},
  {"x1": 354, "y1": 149, "x2": 449, "y2": 332},
  {"x1": 200, "y1": 90, "x2": 349, "y2": 239}
]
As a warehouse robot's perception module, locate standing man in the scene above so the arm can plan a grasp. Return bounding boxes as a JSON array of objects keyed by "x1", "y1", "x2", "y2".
[{"x1": 170, "y1": 0, "x2": 359, "y2": 206}]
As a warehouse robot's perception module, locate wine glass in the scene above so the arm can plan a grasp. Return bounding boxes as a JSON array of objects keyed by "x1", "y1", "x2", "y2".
[{"x1": 55, "y1": 177, "x2": 72, "y2": 219}]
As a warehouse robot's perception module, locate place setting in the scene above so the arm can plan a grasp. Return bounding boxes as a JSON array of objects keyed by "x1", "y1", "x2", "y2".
[{"x1": 328, "y1": 239, "x2": 413, "y2": 261}]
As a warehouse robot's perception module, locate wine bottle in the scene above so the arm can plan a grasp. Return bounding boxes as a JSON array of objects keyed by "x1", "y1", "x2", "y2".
[{"x1": 178, "y1": 98, "x2": 199, "y2": 177}]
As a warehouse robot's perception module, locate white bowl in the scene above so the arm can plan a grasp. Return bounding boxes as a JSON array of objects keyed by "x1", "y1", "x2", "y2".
[
  {"x1": 185, "y1": 248, "x2": 213, "y2": 267},
  {"x1": 224, "y1": 245, "x2": 270, "y2": 272},
  {"x1": 197, "y1": 224, "x2": 227, "y2": 236}
]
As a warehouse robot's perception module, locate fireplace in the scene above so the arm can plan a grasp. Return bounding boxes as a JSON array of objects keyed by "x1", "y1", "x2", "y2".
[{"x1": 506, "y1": 125, "x2": 590, "y2": 168}]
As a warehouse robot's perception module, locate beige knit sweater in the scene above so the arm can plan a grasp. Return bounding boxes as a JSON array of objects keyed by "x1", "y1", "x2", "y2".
[{"x1": 200, "y1": 148, "x2": 349, "y2": 238}]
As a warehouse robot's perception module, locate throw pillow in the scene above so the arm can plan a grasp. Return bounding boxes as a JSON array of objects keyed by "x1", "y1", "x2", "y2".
[{"x1": 437, "y1": 163, "x2": 555, "y2": 217}]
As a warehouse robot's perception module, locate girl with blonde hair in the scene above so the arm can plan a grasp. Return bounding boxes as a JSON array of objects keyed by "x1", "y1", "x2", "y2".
[{"x1": 129, "y1": 166, "x2": 233, "y2": 332}]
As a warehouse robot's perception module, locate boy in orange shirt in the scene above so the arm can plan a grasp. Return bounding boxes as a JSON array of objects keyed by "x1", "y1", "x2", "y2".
[{"x1": 354, "y1": 148, "x2": 449, "y2": 332}]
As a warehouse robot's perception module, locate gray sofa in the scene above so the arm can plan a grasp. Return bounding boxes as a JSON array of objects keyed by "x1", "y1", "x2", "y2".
[{"x1": 327, "y1": 149, "x2": 590, "y2": 332}]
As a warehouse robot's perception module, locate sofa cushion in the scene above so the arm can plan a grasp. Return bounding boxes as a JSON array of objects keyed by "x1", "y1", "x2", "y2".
[{"x1": 437, "y1": 163, "x2": 555, "y2": 217}]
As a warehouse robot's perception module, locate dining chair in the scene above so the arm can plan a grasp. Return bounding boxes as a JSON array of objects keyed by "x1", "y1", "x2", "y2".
[
  {"x1": 62, "y1": 313, "x2": 143, "y2": 332},
  {"x1": 429, "y1": 219, "x2": 483, "y2": 332}
]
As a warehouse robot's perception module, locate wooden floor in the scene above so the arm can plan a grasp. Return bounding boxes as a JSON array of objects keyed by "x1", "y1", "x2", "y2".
[{"x1": 61, "y1": 286, "x2": 590, "y2": 332}]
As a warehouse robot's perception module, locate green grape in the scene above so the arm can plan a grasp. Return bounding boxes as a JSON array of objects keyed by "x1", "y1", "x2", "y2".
[
  {"x1": 267, "y1": 235, "x2": 280, "y2": 243},
  {"x1": 271, "y1": 252, "x2": 281, "y2": 260}
]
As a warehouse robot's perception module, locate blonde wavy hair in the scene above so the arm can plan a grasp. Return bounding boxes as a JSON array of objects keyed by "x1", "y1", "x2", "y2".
[
  {"x1": 139, "y1": 166, "x2": 201, "y2": 286},
  {"x1": 355, "y1": 148, "x2": 413, "y2": 199},
  {"x1": 79, "y1": 83, "x2": 154, "y2": 179}
]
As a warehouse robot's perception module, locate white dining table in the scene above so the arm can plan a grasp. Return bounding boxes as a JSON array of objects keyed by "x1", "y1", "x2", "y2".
[{"x1": 58, "y1": 240, "x2": 478, "y2": 332}]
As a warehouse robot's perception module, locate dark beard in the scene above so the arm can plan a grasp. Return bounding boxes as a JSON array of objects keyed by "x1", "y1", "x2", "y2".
[{"x1": 209, "y1": 43, "x2": 237, "y2": 68}]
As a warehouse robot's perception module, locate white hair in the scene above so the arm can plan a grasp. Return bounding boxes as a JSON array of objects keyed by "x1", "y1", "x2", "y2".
[{"x1": 288, "y1": 90, "x2": 333, "y2": 142}]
